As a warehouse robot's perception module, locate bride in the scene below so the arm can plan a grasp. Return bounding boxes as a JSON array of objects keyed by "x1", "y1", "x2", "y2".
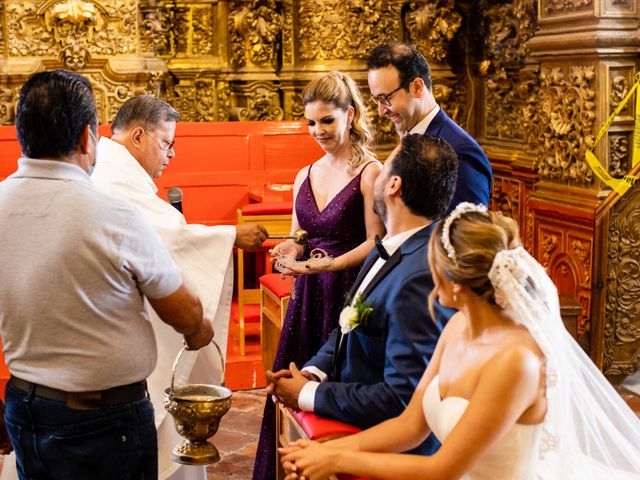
[{"x1": 279, "y1": 202, "x2": 640, "y2": 480}]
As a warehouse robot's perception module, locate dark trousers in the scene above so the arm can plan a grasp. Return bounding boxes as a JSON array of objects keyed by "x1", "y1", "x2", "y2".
[{"x1": 4, "y1": 382, "x2": 158, "y2": 480}]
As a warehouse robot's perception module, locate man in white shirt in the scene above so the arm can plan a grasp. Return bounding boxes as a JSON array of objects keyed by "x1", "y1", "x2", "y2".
[
  {"x1": 91, "y1": 95, "x2": 267, "y2": 480},
  {"x1": 267, "y1": 134, "x2": 459, "y2": 458},
  {"x1": 0, "y1": 69, "x2": 212, "y2": 480},
  {"x1": 367, "y1": 41, "x2": 492, "y2": 212}
]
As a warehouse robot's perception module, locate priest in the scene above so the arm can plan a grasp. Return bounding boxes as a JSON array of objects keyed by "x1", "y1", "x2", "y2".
[{"x1": 91, "y1": 95, "x2": 267, "y2": 479}]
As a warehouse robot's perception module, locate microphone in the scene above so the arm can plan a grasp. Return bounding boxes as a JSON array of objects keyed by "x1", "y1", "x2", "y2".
[{"x1": 167, "y1": 187, "x2": 183, "y2": 213}]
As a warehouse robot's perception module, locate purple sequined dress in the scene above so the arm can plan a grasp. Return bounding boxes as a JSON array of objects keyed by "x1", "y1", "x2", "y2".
[{"x1": 252, "y1": 162, "x2": 372, "y2": 480}]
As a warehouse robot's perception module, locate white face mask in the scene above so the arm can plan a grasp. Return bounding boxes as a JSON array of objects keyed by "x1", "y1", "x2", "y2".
[{"x1": 87, "y1": 127, "x2": 98, "y2": 176}]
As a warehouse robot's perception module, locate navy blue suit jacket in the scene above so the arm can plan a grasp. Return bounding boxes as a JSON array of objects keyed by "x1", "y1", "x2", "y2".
[
  {"x1": 304, "y1": 224, "x2": 448, "y2": 455},
  {"x1": 426, "y1": 108, "x2": 492, "y2": 212}
]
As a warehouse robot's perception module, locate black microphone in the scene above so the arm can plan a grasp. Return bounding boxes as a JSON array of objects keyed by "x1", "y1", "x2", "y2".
[{"x1": 167, "y1": 187, "x2": 183, "y2": 213}]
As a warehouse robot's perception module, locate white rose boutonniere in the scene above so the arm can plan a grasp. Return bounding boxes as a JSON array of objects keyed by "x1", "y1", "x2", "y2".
[{"x1": 339, "y1": 294, "x2": 373, "y2": 334}]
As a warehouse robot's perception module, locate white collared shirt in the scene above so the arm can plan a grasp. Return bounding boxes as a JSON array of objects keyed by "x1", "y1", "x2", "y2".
[
  {"x1": 0, "y1": 158, "x2": 183, "y2": 391},
  {"x1": 298, "y1": 224, "x2": 429, "y2": 411},
  {"x1": 408, "y1": 105, "x2": 440, "y2": 136}
]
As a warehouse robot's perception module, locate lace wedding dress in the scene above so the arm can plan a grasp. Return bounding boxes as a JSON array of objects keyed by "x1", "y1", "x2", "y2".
[{"x1": 423, "y1": 374, "x2": 542, "y2": 480}]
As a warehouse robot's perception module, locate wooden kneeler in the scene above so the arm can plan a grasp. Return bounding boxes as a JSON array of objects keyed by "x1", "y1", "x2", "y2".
[
  {"x1": 237, "y1": 201, "x2": 292, "y2": 355},
  {"x1": 276, "y1": 403, "x2": 368, "y2": 480},
  {"x1": 259, "y1": 273, "x2": 292, "y2": 372}
]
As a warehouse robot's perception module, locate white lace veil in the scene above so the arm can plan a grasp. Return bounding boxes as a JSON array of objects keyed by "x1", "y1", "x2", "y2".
[
  {"x1": 445, "y1": 203, "x2": 640, "y2": 479},
  {"x1": 489, "y1": 247, "x2": 640, "y2": 479}
]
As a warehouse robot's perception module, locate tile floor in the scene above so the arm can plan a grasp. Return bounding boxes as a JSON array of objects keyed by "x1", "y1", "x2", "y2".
[
  {"x1": 619, "y1": 370, "x2": 640, "y2": 415},
  {"x1": 206, "y1": 389, "x2": 265, "y2": 480}
]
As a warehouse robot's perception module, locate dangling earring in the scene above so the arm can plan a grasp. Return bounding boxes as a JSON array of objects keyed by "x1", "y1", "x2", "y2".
[{"x1": 453, "y1": 293, "x2": 458, "y2": 303}]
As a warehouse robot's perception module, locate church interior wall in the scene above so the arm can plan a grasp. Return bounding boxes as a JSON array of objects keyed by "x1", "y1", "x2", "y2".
[{"x1": 0, "y1": 0, "x2": 638, "y2": 381}]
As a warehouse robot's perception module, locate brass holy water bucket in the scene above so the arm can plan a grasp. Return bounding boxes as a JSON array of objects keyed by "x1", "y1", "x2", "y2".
[{"x1": 164, "y1": 341, "x2": 232, "y2": 465}]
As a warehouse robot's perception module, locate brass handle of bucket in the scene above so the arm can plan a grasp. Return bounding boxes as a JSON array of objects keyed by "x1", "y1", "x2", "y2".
[{"x1": 170, "y1": 340, "x2": 226, "y2": 393}]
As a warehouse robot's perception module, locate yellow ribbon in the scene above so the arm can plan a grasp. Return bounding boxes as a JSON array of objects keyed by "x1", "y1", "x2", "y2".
[
  {"x1": 634, "y1": 73, "x2": 640, "y2": 167},
  {"x1": 584, "y1": 72, "x2": 640, "y2": 196}
]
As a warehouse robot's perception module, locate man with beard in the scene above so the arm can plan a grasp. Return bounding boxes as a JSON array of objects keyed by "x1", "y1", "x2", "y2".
[{"x1": 264, "y1": 134, "x2": 457, "y2": 458}]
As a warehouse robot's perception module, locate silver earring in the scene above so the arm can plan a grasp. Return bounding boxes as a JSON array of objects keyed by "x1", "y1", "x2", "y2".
[{"x1": 453, "y1": 293, "x2": 458, "y2": 303}]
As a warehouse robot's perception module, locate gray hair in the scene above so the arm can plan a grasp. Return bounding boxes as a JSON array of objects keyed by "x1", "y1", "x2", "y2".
[{"x1": 111, "y1": 95, "x2": 179, "y2": 133}]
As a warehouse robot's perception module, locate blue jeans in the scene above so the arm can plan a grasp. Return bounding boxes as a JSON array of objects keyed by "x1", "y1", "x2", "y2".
[{"x1": 4, "y1": 382, "x2": 158, "y2": 480}]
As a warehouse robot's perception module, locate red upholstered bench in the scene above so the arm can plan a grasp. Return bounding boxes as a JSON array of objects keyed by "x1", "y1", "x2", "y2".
[
  {"x1": 241, "y1": 200, "x2": 293, "y2": 216},
  {"x1": 277, "y1": 405, "x2": 367, "y2": 480},
  {"x1": 288, "y1": 408, "x2": 361, "y2": 440},
  {"x1": 289, "y1": 410, "x2": 365, "y2": 480},
  {"x1": 259, "y1": 273, "x2": 293, "y2": 371},
  {"x1": 260, "y1": 272, "x2": 293, "y2": 298}
]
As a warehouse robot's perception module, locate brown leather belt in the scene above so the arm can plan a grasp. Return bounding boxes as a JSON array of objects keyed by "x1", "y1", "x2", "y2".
[{"x1": 9, "y1": 376, "x2": 147, "y2": 410}]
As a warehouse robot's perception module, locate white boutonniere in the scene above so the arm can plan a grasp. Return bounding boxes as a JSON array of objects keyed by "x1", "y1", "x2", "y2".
[{"x1": 339, "y1": 294, "x2": 373, "y2": 334}]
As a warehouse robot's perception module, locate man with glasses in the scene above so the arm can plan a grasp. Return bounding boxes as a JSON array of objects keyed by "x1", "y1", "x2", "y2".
[
  {"x1": 91, "y1": 95, "x2": 267, "y2": 480},
  {"x1": 0, "y1": 70, "x2": 212, "y2": 479},
  {"x1": 367, "y1": 42, "x2": 492, "y2": 212}
]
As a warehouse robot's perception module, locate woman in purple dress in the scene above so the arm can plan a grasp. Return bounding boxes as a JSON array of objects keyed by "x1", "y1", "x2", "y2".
[{"x1": 252, "y1": 71, "x2": 385, "y2": 480}]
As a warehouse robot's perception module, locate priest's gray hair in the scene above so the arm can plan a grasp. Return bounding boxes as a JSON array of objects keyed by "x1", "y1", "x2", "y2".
[{"x1": 111, "y1": 95, "x2": 180, "y2": 134}]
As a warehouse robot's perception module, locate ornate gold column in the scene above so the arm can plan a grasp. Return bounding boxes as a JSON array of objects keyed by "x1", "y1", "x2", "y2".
[
  {"x1": 162, "y1": 0, "x2": 225, "y2": 122},
  {"x1": 476, "y1": 0, "x2": 640, "y2": 378},
  {"x1": 226, "y1": 0, "x2": 283, "y2": 121}
]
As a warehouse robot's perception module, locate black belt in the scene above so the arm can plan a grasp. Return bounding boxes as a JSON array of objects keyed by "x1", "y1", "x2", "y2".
[{"x1": 9, "y1": 376, "x2": 147, "y2": 410}]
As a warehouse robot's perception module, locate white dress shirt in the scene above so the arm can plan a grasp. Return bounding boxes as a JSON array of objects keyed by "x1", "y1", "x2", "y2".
[{"x1": 408, "y1": 105, "x2": 440, "y2": 135}]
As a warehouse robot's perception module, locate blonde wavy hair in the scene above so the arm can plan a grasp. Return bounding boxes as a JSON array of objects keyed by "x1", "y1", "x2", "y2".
[
  {"x1": 302, "y1": 71, "x2": 376, "y2": 171},
  {"x1": 428, "y1": 210, "x2": 521, "y2": 318}
]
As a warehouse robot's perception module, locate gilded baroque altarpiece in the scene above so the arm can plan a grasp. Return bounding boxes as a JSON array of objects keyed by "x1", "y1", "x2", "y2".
[{"x1": 0, "y1": 0, "x2": 639, "y2": 380}]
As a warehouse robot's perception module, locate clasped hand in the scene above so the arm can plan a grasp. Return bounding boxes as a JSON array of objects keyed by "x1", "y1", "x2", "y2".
[
  {"x1": 265, "y1": 362, "x2": 315, "y2": 410},
  {"x1": 268, "y1": 365, "x2": 339, "y2": 479},
  {"x1": 279, "y1": 440, "x2": 337, "y2": 480},
  {"x1": 284, "y1": 258, "x2": 335, "y2": 275}
]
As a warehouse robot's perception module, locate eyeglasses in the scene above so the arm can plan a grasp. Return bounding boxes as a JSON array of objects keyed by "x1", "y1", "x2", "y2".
[
  {"x1": 370, "y1": 85, "x2": 404, "y2": 107},
  {"x1": 146, "y1": 130, "x2": 175, "y2": 152}
]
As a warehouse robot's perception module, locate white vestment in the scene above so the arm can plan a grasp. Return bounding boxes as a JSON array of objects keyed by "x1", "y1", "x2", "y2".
[{"x1": 91, "y1": 137, "x2": 235, "y2": 479}]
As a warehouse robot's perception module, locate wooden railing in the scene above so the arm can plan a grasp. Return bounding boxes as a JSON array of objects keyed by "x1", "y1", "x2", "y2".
[{"x1": 591, "y1": 161, "x2": 640, "y2": 382}]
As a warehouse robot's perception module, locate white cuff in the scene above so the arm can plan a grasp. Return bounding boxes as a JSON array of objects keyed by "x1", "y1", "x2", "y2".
[
  {"x1": 298, "y1": 381, "x2": 320, "y2": 412},
  {"x1": 302, "y1": 366, "x2": 328, "y2": 383}
]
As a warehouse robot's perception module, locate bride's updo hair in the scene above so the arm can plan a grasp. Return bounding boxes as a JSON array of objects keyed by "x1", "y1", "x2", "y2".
[
  {"x1": 428, "y1": 209, "x2": 521, "y2": 312},
  {"x1": 302, "y1": 71, "x2": 376, "y2": 171}
]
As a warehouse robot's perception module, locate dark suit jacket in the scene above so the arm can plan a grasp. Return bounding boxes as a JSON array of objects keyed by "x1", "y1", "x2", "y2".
[
  {"x1": 304, "y1": 224, "x2": 449, "y2": 455},
  {"x1": 426, "y1": 108, "x2": 492, "y2": 212}
]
